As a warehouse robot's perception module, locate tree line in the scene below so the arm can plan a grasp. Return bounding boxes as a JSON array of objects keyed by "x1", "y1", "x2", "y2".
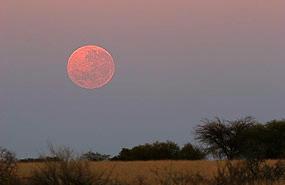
[
  {"x1": 2, "y1": 143, "x2": 285, "y2": 185},
  {"x1": 111, "y1": 141, "x2": 205, "y2": 161},
  {"x1": 1, "y1": 116, "x2": 285, "y2": 185},
  {"x1": 4, "y1": 116, "x2": 285, "y2": 162},
  {"x1": 111, "y1": 116, "x2": 285, "y2": 161}
]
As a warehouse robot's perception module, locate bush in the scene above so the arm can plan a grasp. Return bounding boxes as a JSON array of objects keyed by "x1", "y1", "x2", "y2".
[
  {"x1": 111, "y1": 148, "x2": 131, "y2": 161},
  {"x1": 28, "y1": 144, "x2": 113, "y2": 185},
  {"x1": 0, "y1": 147, "x2": 19, "y2": 185},
  {"x1": 179, "y1": 143, "x2": 206, "y2": 160},
  {"x1": 148, "y1": 159, "x2": 285, "y2": 185},
  {"x1": 241, "y1": 120, "x2": 285, "y2": 160},
  {"x1": 211, "y1": 159, "x2": 285, "y2": 185},
  {"x1": 113, "y1": 141, "x2": 204, "y2": 161},
  {"x1": 113, "y1": 141, "x2": 180, "y2": 161},
  {"x1": 151, "y1": 141, "x2": 180, "y2": 160},
  {"x1": 81, "y1": 151, "x2": 110, "y2": 161},
  {"x1": 264, "y1": 120, "x2": 285, "y2": 159}
]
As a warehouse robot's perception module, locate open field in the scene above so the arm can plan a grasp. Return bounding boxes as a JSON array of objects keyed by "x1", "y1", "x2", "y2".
[
  {"x1": 17, "y1": 160, "x2": 284, "y2": 184},
  {"x1": 18, "y1": 160, "x2": 218, "y2": 179}
]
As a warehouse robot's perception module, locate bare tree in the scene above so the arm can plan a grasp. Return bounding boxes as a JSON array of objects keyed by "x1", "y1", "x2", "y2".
[{"x1": 195, "y1": 116, "x2": 256, "y2": 159}]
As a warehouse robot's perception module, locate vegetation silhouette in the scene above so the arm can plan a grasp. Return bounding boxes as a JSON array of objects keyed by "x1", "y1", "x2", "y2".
[
  {"x1": 195, "y1": 116, "x2": 256, "y2": 159},
  {"x1": 195, "y1": 117, "x2": 285, "y2": 160},
  {"x1": 112, "y1": 141, "x2": 205, "y2": 161},
  {"x1": 1, "y1": 116, "x2": 285, "y2": 185}
]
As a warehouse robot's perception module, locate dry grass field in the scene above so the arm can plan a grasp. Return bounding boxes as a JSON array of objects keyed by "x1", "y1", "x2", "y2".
[
  {"x1": 17, "y1": 160, "x2": 221, "y2": 183},
  {"x1": 17, "y1": 160, "x2": 284, "y2": 184},
  {"x1": 18, "y1": 160, "x2": 213, "y2": 176}
]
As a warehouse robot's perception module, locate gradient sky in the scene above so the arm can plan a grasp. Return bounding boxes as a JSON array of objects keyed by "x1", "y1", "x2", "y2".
[{"x1": 1, "y1": 0, "x2": 285, "y2": 158}]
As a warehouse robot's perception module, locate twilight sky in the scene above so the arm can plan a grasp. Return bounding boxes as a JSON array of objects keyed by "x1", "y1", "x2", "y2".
[{"x1": 1, "y1": 0, "x2": 285, "y2": 158}]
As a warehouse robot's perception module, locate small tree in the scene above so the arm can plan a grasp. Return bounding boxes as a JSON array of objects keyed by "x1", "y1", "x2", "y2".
[
  {"x1": 195, "y1": 116, "x2": 256, "y2": 159},
  {"x1": 152, "y1": 141, "x2": 180, "y2": 160},
  {"x1": 112, "y1": 141, "x2": 181, "y2": 161},
  {"x1": 241, "y1": 120, "x2": 285, "y2": 160},
  {"x1": 179, "y1": 143, "x2": 206, "y2": 160},
  {"x1": 81, "y1": 151, "x2": 110, "y2": 161},
  {"x1": 240, "y1": 124, "x2": 269, "y2": 160},
  {"x1": 131, "y1": 144, "x2": 154, "y2": 160},
  {"x1": 112, "y1": 148, "x2": 132, "y2": 161}
]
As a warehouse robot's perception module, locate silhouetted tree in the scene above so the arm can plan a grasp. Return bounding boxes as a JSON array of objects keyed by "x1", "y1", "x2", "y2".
[
  {"x1": 239, "y1": 124, "x2": 267, "y2": 160},
  {"x1": 179, "y1": 143, "x2": 206, "y2": 160},
  {"x1": 265, "y1": 119, "x2": 285, "y2": 158},
  {"x1": 242, "y1": 120, "x2": 285, "y2": 160},
  {"x1": 112, "y1": 141, "x2": 204, "y2": 161},
  {"x1": 81, "y1": 151, "x2": 110, "y2": 161},
  {"x1": 195, "y1": 116, "x2": 256, "y2": 159},
  {"x1": 112, "y1": 148, "x2": 132, "y2": 161},
  {"x1": 131, "y1": 144, "x2": 154, "y2": 160},
  {"x1": 152, "y1": 141, "x2": 180, "y2": 160}
]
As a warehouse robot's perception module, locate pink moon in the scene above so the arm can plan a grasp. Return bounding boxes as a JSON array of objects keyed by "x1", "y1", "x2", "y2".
[{"x1": 67, "y1": 45, "x2": 115, "y2": 89}]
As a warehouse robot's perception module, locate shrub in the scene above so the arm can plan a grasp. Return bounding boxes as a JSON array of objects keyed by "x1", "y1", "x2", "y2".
[
  {"x1": 81, "y1": 151, "x2": 110, "y2": 161},
  {"x1": 241, "y1": 120, "x2": 285, "y2": 160},
  {"x1": 264, "y1": 120, "x2": 285, "y2": 159},
  {"x1": 210, "y1": 159, "x2": 285, "y2": 185},
  {"x1": 113, "y1": 141, "x2": 203, "y2": 161},
  {"x1": 28, "y1": 144, "x2": 113, "y2": 185},
  {"x1": 0, "y1": 147, "x2": 19, "y2": 185},
  {"x1": 179, "y1": 143, "x2": 206, "y2": 160}
]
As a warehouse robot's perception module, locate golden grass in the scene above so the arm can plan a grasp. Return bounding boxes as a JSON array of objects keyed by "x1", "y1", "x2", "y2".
[
  {"x1": 17, "y1": 160, "x2": 284, "y2": 184},
  {"x1": 18, "y1": 160, "x2": 222, "y2": 182}
]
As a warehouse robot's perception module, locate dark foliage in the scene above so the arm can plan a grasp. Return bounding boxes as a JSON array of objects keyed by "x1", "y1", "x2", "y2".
[
  {"x1": 19, "y1": 156, "x2": 61, "y2": 162},
  {"x1": 240, "y1": 124, "x2": 269, "y2": 160},
  {"x1": 81, "y1": 151, "x2": 110, "y2": 161},
  {"x1": 241, "y1": 120, "x2": 285, "y2": 160},
  {"x1": 112, "y1": 148, "x2": 132, "y2": 161},
  {"x1": 151, "y1": 141, "x2": 180, "y2": 160},
  {"x1": 264, "y1": 120, "x2": 285, "y2": 159},
  {"x1": 179, "y1": 143, "x2": 206, "y2": 160},
  {"x1": 112, "y1": 141, "x2": 205, "y2": 161}
]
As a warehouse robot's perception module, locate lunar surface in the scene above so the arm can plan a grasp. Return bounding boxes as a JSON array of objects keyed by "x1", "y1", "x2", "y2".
[{"x1": 67, "y1": 45, "x2": 115, "y2": 89}]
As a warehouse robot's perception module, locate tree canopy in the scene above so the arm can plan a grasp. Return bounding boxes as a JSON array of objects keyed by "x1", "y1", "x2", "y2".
[{"x1": 112, "y1": 141, "x2": 205, "y2": 161}]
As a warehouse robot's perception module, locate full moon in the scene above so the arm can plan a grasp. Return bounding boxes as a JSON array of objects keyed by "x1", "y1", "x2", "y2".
[{"x1": 67, "y1": 45, "x2": 115, "y2": 89}]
